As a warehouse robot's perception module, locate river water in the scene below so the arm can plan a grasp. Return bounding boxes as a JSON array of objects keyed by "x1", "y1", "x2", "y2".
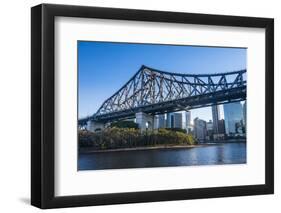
[{"x1": 78, "y1": 142, "x2": 246, "y2": 170}]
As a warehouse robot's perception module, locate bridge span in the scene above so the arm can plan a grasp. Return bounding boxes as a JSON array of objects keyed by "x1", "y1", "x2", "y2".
[{"x1": 79, "y1": 65, "x2": 246, "y2": 131}]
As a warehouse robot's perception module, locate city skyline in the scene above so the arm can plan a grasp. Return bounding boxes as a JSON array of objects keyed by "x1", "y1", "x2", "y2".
[
  {"x1": 78, "y1": 41, "x2": 246, "y2": 119},
  {"x1": 151, "y1": 101, "x2": 246, "y2": 141}
]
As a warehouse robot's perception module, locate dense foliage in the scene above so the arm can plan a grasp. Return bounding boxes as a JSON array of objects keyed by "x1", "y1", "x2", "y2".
[
  {"x1": 79, "y1": 128, "x2": 196, "y2": 150},
  {"x1": 164, "y1": 128, "x2": 187, "y2": 133},
  {"x1": 110, "y1": 120, "x2": 138, "y2": 129}
]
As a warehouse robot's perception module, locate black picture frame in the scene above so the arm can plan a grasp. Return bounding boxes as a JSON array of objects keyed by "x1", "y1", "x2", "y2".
[{"x1": 31, "y1": 3, "x2": 274, "y2": 209}]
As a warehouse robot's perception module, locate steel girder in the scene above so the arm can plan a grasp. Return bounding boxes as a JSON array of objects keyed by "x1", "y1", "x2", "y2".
[{"x1": 85, "y1": 65, "x2": 246, "y2": 122}]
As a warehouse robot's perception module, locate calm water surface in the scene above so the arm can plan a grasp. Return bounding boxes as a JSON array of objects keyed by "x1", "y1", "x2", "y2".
[{"x1": 78, "y1": 142, "x2": 246, "y2": 170}]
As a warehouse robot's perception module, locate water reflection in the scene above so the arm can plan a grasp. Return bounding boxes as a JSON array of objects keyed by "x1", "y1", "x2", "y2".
[{"x1": 78, "y1": 142, "x2": 246, "y2": 170}]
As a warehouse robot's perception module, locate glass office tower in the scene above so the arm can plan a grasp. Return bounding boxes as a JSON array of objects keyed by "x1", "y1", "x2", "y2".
[{"x1": 223, "y1": 102, "x2": 244, "y2": 135}]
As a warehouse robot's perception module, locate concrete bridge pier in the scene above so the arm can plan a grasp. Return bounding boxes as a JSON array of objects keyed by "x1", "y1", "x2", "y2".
[
  {"x1": 135, "y1": 112, "x2": 156, "y2": 132},
  {"x1": 87, "y1": 120, "x2": 105, "y2": 132}
]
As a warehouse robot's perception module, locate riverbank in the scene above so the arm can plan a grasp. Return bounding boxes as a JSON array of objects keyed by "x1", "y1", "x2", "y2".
[
  {"x1": 79, "y1": 139, "x2": 246, "y2": 154},
  {"x1": 79, "y1": 144, "x2": 201, "y2": 153}
]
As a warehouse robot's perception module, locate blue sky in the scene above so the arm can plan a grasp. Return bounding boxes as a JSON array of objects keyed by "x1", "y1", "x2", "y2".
[{"x1": 78, "y1": 41, "x2": 246, "y2": 121}]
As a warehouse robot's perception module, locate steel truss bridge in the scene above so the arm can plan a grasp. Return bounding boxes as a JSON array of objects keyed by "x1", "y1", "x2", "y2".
[{"x1": 79, "y1": 65, "x2": 246, "y2": 127}]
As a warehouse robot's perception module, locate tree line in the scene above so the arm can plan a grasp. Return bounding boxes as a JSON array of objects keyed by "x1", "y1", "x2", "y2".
[{"x1": 79, "y1": 127, "x2": 196, "y2": 150}]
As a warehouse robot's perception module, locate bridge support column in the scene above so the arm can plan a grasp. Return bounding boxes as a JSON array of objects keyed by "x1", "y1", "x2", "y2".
[
  {"x1": 87, "y1": 120, "x2": 105, "y2": 132},
  {"x1": 135, "y1": 112, "x2": 155, "y2": 132}
]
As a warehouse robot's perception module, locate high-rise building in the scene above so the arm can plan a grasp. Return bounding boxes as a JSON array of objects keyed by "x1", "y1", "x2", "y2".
[
  {"x1": 206, "y1": 120, "x2": 213, "y2": 140},
  {"x1": 185, "y1": 111, "x2": 191, "y2": 126},
  {"x1": 185, "y1": 111, "x2": 192, "y2": 133},
  {"x1": 213, "y1": 119, "x2": 226, "y2": 141},
  {"x1": 206, "y1": 120, "x2": 213, "y2": 131},
  {"x1": 212, "y1": 105, "x2": 221, "y2": 134},
  {"x1": 166, "y1": 113, "x2": 174, "y2": 128},
  {"x1": 218, "y1": 119, "x2": 226, "y2": 134},
  {"x1": 243, "y1": 101, "x2": 247, "y2": 133},
  {"x1": 223, "y1": 102, "x2": 244, "y2": 136},
  {"x1": 166, "y1": 112, "x2": 183, "y2": 129},
  {"x1": 155, "y1": 114, "x2": 165, "y2": 129},
  {"x1": 174, "y1": 113, "x2": 183, "y2": 129},
  {"x1": 193, "y1": 117, "x2": 207, "y2": 142}
]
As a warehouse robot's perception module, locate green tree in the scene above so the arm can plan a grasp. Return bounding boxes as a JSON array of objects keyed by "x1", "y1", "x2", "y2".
[{"x1": 110, "y1": 120, "x2": 139, "y2": 129}]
